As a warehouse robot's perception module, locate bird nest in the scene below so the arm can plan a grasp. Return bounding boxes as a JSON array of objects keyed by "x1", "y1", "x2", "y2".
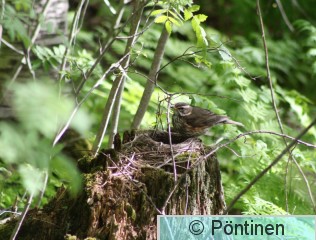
[
  {"x1": 123, "y1": 132, "x2": 203, "y2": 165},
  {"x1": 97, "y1": 130, "x2": 212, "y2": 181}
]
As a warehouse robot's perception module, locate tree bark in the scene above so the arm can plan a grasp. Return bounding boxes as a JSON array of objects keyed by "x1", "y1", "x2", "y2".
[
  {"x1": 131, "y1": 27, "x2": 169, "y2": 130},
  {"x1": 0, "y1": 131, "x2": 226, "y2": 239}
]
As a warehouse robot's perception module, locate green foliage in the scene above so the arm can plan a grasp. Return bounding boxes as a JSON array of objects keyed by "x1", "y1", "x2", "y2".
[
  {"x1": 136, "y1": 8, "x2": 316, "y2": 214},
  {"x1": 76, "y1": 0, "x2": 316, "y2": 216},
  {"x1": 32, "y1": 45, "x2": 66, "y2": 71},
  {"x1": 150, "y1": 1, "x2": 208, "y2": 47},
  {"x1": 243, "y1": 196, "x2": 288, "y2": 215},
  {"x1": 0, "y1": 81, "x2": 91, "y2": 207},
  {"x1": 0, "y1": 3, "x2": 31, "y2": 45},
  {"x1": 1, "y1": 0, "x2": 316, "y2": 216}
]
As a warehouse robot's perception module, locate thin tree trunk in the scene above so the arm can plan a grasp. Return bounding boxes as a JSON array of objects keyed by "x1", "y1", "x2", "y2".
[
  {"x1": 107, "y1": 81, "x2": 124, "y2": 148},
  {"x1": 131, "y1": 27, "x2": 169, "y2": 130},
  {"x1": 92, "y1": 0, "x2": 144, "y2": 155}
]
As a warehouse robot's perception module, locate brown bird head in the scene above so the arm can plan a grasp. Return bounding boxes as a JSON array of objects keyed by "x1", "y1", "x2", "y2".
[{"x1": 171, "y1": 102, "x2": 192, "y2": 116}]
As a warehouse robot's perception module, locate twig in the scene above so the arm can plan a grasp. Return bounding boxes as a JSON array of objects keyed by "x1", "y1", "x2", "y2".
[
  {"x1": 257, "y1": 0, "x2": 316, "y2": 213},
  {"x1": 237, "y1": 130, "x2": 316, "y2": 148},
  {"x1": 105, "y1": 153, "x2": 162, "y2": 214},
  {"x1": 11, "y1": 0, "x2": 54, "y2": 82},
  {"x1": 224, "y1": 146, "x2": 255, "y2": 158},
  {"x1": 257, "y1": 0, "x2": 283, "y2": 132},
  {"x1": 166, "y1": 98, "x2": 177, "y2": 182},
  {"x1": 284, "y1": 147, "x2": 294, "y2": 212},
  {"x1": 36, "y1": 171, "x2": 48, "y2": 208},
  {"x1": 59, "y1": 0, "x2": 88, "y2": 83},
  {"x1": 91, "y1": 65, "x2": 129, "y2": 155},
  {"x1": 10, "y1": 192, "x2": 34, "y2": 240},
  {"x1": 291, "y1": 151, "x2": 316, "y2": 213},
  {"x1": 0, "y1": 39, "x2": 24, "y2": 55},
  {"x1": 107, "y1": 0, "x2": 145, "y2": 148},
  {"x1": 157, "y1": 45, "x2": 256, "y2": 81},
  {"x1": 224, "y1": 117, "x2": 316, "y2": 214},
  {"x1": 75, "y1": 0, "x2": 151, "y2": 94},
  {"x1": 275, "y1": 0, "x2": 294, "y2": 32},
  {"x1": 53, "y1": 59, "x2": 126, "y2": 146},
  {"x1": 203, "y1": 129, "x2": 316, "y2": 161}
]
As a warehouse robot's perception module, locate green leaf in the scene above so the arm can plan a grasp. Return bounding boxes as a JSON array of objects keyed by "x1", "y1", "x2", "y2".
[
  {"x1": 155, "y1": 15, "x2": 168, "y2": 23},
  {"x1": 150, "y1": 9, "x2": 168, "y2": 16},
  {"x1": 184, "y1": 9, "x2": 193, "y2": 21},
  {"x1": 188, "y1": 5, "x2": 200, "y2": 12},
  {"x1": 219, "y1": 45, "x2": 232, "y2": 61},
  {"x1": 168, "y1": 17, "x2": 181, "y2": 26},
  {"x1": 165, "y1": 21, "x2": 172, "y2": 35},
  {"x1": 196, "y1": 14, "x2": 208, "y2": 22},
  {"x1": 0, "y1": 123, "x2": 25, "y2": 163},
  {"x1": 19, "y1": 164, "x2": 44, "y2": 196},
  {"x1": 8, "y1": 81, "x2": 91, "y2": 139},
  {"x1": 191, "y1": 16, "x2": 200, "y2": 32},
  {"x1": 51, "y1": 156, "x2": 82, "y2": 196},
  {"x1": 307, "y1": 48, "x2": 316, "y2": 57},
  {"x1": 196, "y1": 26, "x2": 208, "y2": 47}
]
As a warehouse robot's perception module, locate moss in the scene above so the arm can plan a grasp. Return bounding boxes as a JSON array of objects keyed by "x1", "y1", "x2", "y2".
[
  {"x1": 64, "y1": 234, "x2": 78, "y2": 240},
  {"x1": 0, "y1": 219, "x2": 16, "y2": 239},
  {"x1": 125, "y1": 203, "x2": 136, "y2": 221},
  {"x1": 139, "y1": 167, "x2": 174, "y2": 208},
  {"x1": 175, "y1": 152, "x2": 200, "y2": 161}
]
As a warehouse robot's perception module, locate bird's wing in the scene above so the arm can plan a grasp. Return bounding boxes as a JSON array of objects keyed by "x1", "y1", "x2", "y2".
[{"x1": 184, "y1": 107, "x2": 229, "y2": 128}]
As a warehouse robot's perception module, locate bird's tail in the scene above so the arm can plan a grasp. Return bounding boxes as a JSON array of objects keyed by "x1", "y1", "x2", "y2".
[{"x1": 225, "y1": 119, "x2": 244, "y2": 127}]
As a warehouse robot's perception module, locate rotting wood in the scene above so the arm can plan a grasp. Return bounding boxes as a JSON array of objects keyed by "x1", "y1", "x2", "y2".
[{"x1": 0, "y1": 130, "x2": 226, "y2": 239}]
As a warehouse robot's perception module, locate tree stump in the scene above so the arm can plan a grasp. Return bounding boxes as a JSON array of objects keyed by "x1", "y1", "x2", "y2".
[{"x1": 0, "y1": 130, "x2": 226, "y2": 239}]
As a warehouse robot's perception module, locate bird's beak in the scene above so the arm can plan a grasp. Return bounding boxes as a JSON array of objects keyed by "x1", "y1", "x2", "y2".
[{"x1": 170, "y1": 104, "x2": 175, "y2": 109}]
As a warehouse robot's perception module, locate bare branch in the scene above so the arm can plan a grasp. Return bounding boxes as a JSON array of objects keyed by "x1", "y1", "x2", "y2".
[
  {"x1": 10, "y1": 192, "x2": 34, "y2": 240},
  {"x1": 107, "y1": 0, "x2": 145, "y2": 148},
  {"x1": 53, "y1": 59, "x2": 126, "y2": 146},
  {"x1": 275, "y1": 0, "x2": 294, "y2": 32},
  {"x1": 59, "y1": 0, "x2": 88, "y2": 82},
  {"x1": 257, "y1": 0, "x2": 316, "y2": 213},
  {"x1": 166, "y1": 98, "x2": 177, "y2": 182},
  {"x1": 75, "y1": 0, "x2": 151, "y2": 94},
  {"x1": 237, "y1": 130, "x2": 316, "y2": 148},
  {"x1": 224, "y1": 118, "x2": 316, "y2": 214}
]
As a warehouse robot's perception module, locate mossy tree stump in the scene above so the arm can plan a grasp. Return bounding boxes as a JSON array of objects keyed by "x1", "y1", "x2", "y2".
[{"x1": 1, "y1": 130, "x2": 226, "y2": 239}]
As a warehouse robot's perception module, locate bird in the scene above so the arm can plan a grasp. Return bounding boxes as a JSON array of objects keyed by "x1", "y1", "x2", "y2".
[{"x1": 171, "y1": 102, "x2": 244, "y2": 137}]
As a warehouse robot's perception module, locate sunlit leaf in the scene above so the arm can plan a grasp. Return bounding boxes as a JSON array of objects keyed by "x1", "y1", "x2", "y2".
[
  {"x1": 165, "y1": 21, "x2": 172, "y2": 35},
  {"x1": 196, "y1": 14, "x2": 207, "y2": 22},
  {"x1": 184, "y1": 9, "x2": 193, "y2": 21},
  {"x1": 191, "y1": 16, "x2": 199, "y2": 32},
  {"x1": 219, "y1": 45, "x2": 232, "y2": 61},
  {"x1": 150, "y1": 9, "x2": 168, "y2": 16},
  {"x1": 188, "y1": 5, "x2": 200, "y2": 12},
  {"x1": 11, "y1": 82, "x2": 73, "y2": 138},
  {"x1": 168, "y1": 17, "x2": 181, "y2": 26},
  {"x1": 155, "y1": 15, "x2": 168, "y2": 23}
]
